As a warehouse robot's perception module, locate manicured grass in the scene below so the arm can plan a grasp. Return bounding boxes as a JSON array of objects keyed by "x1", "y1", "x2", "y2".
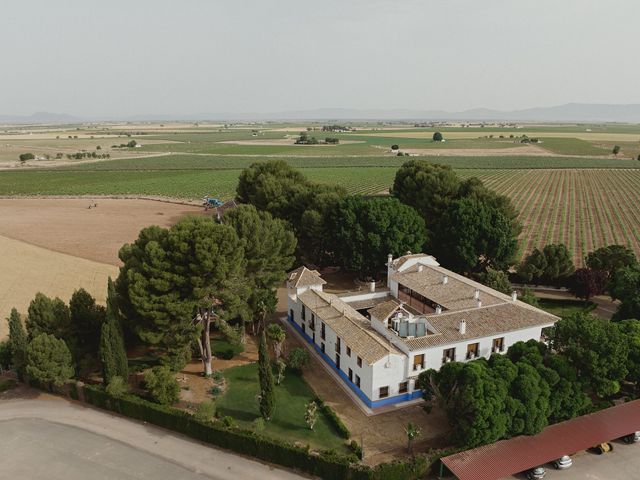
[
  {"x1": 216, "y1": 363, "x2": 349, "y2": 452},
  {"x1": 537, "y1": 298, "x2": 597, "y2": 317}
]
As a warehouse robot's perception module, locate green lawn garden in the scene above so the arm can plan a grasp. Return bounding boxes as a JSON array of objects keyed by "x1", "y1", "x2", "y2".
[{"x1": 216, "y1": 363, "x2": 349, "y2": 453}]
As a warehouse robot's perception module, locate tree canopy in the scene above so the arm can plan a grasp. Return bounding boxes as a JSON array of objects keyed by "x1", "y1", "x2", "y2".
[
  {"x1": 517, "y1": 244, "x2": 575, "y2": 286},
  {"x1": 7, "y1": 308, "x2": 27, "y2": 381},
  {"x1": 222, "y1": 204, "x2": 296, "y2": 321},
  {"x1": 326, "y1": 196, "x2": 427, "y2": 279},
  {"x1": 585, "y1": 245, "x2": 637, "y2": 278},
  {"x1": 391, "y1": 160, "x2": 520, "y2": 273},
  {"x1": 567, "y1": 268, "x2": 607, "y2": 301},
  {"x1": 26, "y1": 293, "x2": 72, "y2": 342},
  {"x1": 117, "y1": 216, "x2": 249, "y2": 370},
  {"x1": 552, "y1": 313, "x2": 629, "y2": 397},
  {"x1": 69, "y1": 288, "x2": 105, "y2": 361},
  {"x1": 26, "y1": 333, "x2": 74, "y2": 387}
]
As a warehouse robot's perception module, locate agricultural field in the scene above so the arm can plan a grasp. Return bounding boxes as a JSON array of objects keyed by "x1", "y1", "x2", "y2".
[{"x1": 2, "y1": 121, "x2": 640, "y2": 267}]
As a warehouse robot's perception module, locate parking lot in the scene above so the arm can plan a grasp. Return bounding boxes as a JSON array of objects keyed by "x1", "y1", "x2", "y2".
[{"x1": 511, "y1": 439, "x2": 639, "y2": 479}]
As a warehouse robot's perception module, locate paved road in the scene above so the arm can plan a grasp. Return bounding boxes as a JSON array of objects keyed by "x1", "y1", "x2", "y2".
[
  {"x1": 0, "y1": 399, "x2": 305, "y2": 480},
  {"x1": 511, "y1": 441, "x2": 640, "y2": 480}
]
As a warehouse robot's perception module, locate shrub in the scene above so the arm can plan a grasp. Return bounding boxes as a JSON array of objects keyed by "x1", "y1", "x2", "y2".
[
  {"x1": 145, "y1": 366, "x2": 180, "y2": 405},
  {"x1": 209, "y1": 385, "x2": 222, "y2": 396},
  {"x1": 221, "y1": 415, "x2": 236, "y2": 428},
  {"x1": 349, "y1": 440, "x2": 363, "y2": 460},
  {"x1": 0, "y1": 378, "x2": 17, "y2": 393},
  {"x1": 218, "y1": 348, "x2": 235, "y2": 360},
  {"x1": 432, "y1": 132, "x2": 443, "y2": 142},
  {"x1": 195, "y1": 400, "x2": 216, "y2": 422},
  {"x1": 0, "y1": 340, "x2": 11, "y2": 371},
  {"x1": 212, "y1": 370, "x2": 224, "y2": 382},
  {"x1": 253, "y1": 417, "x2": 266, "y2": 433},
  {"x1": 106, "y1": 376, "x2": 130, "y2": 398},
  {"x1": 314, "y1": 397, "x2": 350, "y2": 439},
  {"x1": 26, "y1": 333, "x2": 74, "y2": 387},
  {"x1": 287, "y1": 348, "x2": 310, "y2": 372}
]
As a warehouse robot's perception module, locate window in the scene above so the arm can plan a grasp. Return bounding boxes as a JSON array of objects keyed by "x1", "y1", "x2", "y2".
[
  {"x1": 335, "y1": 337, "x2": 341, "y2": 353},
  {"x1": 379, "y1": 386, "x2": 389, "y2": 399},
  {"x1": 466, "y1": 343, "x2": 479, "y2": 360},
  {"x1": 289, "y1": 309, "x2": 294, "y2": 322},
  {"x1": 348, "y1": 368, "x2": 353, "y2": 382},
  {"x1": 357, "y1": 356, "x2": 362, "y2": 368},
  {"x1": 309, "y1": 313, "x2": 315, "y2": 330},
  {"x1": 335, "y1": 353, "x2": 340, "y2": 370},
  {"x1": 355, "y1": 375, "x2": 361, "y2": 388},
  {"x1": 321, "y1": 343, "x2": 325, "y2": 354},
  {"x1": 301, "y1": 305, "x2": 306, "y2": 321},
  {"x1": 492, "y1": 337, "x2": 505, "y2": 353},
  {"x1": 399, "y1": 382, "x2": 408, "y2": 394},
  {"x1": 312, "y1": 332, "x2": 316, "y2": 343},
  {"x1": 346, "y1": 346, "x2": 351, "y2": 357},
  {"x1": 442, "y1": 347, "x2": 456, "y2": 364},
  {"x1": 321, "y1": 322, "x2": 326, "y2": 340},
  {"x1": 413, "y1": 354, "x2": 424, "y2": 371}
]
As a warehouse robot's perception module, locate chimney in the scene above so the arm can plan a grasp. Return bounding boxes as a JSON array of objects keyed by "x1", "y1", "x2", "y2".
[
  {"x1": 435, "y1": 305, "x2": 442, "y2": 314},
  {"x1": 458, "y1": 319, "x2": 466, "y2": 335},
  {"x1": 369, "y1": 281, "x2": 376, "y2": 293},
  {"x1": 476, "y1": 299, "x2": 482, "y2": 308},
  {"x1": 511, "y1": 291, "x2": 518, "y2": 302},
  {"x1": 418, "y1": 264, "x2": 424, "y2": 272},
  {"x1": 474, "y1": 289, "x2": 480, "y2": 300},
  {"x1": 442, "y1": 275, "x2": 449, "y2": 285},
  {"x1": 387, "y1": 253, "x2": 393, "y2": 266}
]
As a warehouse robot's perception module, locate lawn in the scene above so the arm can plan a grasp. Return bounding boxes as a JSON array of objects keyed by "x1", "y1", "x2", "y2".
[
  {"x1": 537, "y1": 298, "x2": 597, "y2": 317},
  {"x1": 216, "y1": 363, "x2": 349, "y2": 453}
]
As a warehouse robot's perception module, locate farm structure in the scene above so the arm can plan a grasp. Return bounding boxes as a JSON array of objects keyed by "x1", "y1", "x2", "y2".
[{"x1": 286, "y1": 253, "x2": 557, "y2": 409}]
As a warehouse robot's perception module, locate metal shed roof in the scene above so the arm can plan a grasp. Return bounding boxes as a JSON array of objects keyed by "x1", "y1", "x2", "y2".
[{"x1": 442, "y1": 400, "x2": 640, "y2": 480}]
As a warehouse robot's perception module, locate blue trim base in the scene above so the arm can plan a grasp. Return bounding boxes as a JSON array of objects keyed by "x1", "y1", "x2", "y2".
[{"x1": 287, "y1": 314, "x2": 422, "y2": 408}]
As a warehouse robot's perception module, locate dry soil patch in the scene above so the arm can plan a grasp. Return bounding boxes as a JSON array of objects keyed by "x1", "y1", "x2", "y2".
[
  {"x1": 0, "y1": 235, "x2": 118, "y2": 339},
  {"x1": 0, "y1": 198, "x2": 203, "y2": 265}
]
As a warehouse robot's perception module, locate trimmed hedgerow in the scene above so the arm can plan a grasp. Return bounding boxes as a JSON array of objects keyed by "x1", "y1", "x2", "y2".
[{"x1": 314, "y1": 396, "x2": 350, "y2": 439}]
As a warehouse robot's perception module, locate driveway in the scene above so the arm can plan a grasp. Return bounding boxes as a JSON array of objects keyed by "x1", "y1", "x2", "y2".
[{"x1": 0, "y1": 398, "x2": 305, "y2": 480}]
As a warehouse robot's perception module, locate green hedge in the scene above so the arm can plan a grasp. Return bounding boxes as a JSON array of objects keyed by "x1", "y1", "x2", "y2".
[
  {"x1": 79, "y1": 384, "x2": 431, "y2": 480},
  {"x1": 315, "y1": 396, "x2": 351, "y2": 439},
  {"x1": 83, "y1": 385, "x2": 368, "y2": 479}
]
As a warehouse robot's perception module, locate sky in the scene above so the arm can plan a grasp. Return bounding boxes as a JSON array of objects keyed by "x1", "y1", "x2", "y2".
[{"x1": 2, "y1": 0, "x2": 640, "y2": 117}]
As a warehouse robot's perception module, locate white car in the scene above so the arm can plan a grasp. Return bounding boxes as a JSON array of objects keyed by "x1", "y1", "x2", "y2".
[
  {"x1": 526, "y1": 466, "x2": 546, "y2": 480},
  {"x1": 553, "y1": 455, "x2": 572, "y2": 469},
  {"x1": 623, "y1": 431, "x2": 640, "y2": 444}
]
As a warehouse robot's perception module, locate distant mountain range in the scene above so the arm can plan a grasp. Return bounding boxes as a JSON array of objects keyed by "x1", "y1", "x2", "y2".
[{"x1": 3, "y1": 103, "x2": 640, "y2": 124}]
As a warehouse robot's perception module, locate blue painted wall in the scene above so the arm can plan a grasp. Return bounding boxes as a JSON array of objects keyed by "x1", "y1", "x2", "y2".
[{"x1": 287, "y1": 314, "x2": 422, "y2": 408}]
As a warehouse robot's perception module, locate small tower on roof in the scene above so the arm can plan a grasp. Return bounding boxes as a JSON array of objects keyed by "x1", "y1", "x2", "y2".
[{"x1": 286, "y1": 266, "x2": 326, "y2": 300}]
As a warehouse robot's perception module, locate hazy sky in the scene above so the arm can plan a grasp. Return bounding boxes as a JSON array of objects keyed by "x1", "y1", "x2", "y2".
[{"x1": 3, "y1": 0, "x2": 640, "y2": 117}]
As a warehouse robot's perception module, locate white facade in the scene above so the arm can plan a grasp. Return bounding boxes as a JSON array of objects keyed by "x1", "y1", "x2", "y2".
[{"x1": 286, "y1": 255, "x2": 558, "y2": 408}]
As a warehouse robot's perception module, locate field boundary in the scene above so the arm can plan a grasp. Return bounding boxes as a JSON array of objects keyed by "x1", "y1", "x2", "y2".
[{"x1": 0, "y1": 194, "x2": 201, "y2": 206}]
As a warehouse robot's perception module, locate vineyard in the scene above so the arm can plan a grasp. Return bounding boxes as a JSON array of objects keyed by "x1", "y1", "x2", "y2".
[{"x1": 465, "y1": 169, "x2": 640, "y2": 265}]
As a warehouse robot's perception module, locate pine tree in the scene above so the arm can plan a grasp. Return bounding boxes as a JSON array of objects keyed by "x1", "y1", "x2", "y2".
[
  {"x1": 100, "y1": 279, "x2": 128, "y2": 385},
  {"x1": 26, "y1": 333, "x2": 74, "y2": 387},
  {"x1": 7, "y1": 308, "x2": 27, "y2": 381},
  {"x1": 258, "y1": 331, "x2": 276, "y2": 420}
]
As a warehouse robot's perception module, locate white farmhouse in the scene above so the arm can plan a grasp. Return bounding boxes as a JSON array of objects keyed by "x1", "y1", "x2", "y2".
[{"x1": 286, "y1": 253, "x2": 558, "y2": 409}]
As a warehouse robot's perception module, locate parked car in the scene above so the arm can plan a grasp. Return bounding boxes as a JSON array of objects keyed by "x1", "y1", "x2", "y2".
[
  {"x1": 591, "y1": 442, "x2": 613, "y2": 454},
  {"x1": 622, "y1": 431, "x2": 640, "y2": 444},
  {"x1": 553, "y1": 455, "x2": 573, "y2": 469},
  {"x1": 526, "y1": 466, "x2": 546, "y2": 480}
]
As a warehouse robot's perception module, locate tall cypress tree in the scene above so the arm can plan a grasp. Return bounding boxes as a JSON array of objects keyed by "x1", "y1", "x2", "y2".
[
  {"x1": 258, "y1": 330, "x2": 276, "y2": 420},
  {"x1": 100, "y1": 279, "x2": 128, "y2": 385},
  {"x1": 7, "y1": 308, "x2": 27, "y2": 381}
]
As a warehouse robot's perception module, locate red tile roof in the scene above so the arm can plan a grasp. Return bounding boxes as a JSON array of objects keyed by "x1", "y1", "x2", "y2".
[{"x1": 442, "y1": 400, "x2": 640, "y2": 480}]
